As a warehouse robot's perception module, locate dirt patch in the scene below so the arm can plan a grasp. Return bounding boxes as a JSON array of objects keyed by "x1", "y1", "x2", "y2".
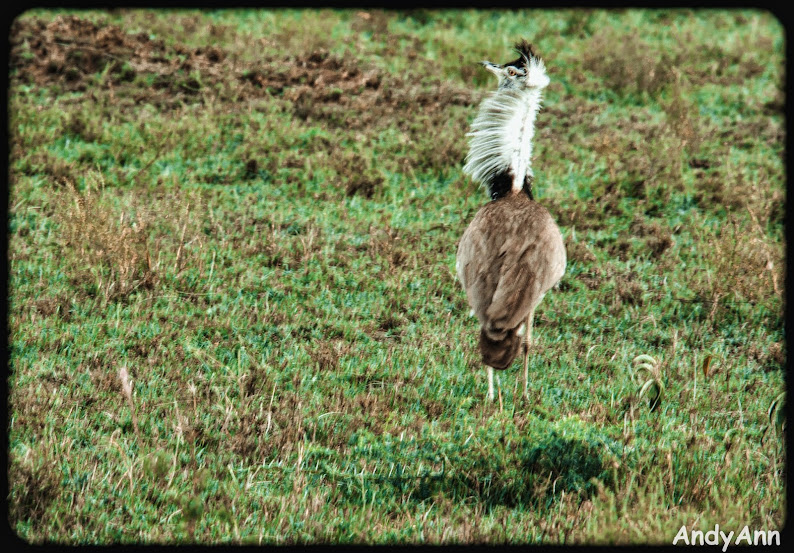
[
  {"x1": 309, "y1": 340, "x2": 351, "y2": 371},
  {"x1": 692, "y1": 170, "x2": 745, "y2": 211},
  {"x1": 243, "y1": 49, "x2": 381, "y2": 101},
  {"x1": 746, "y1": 341, "x2": 785, "y2": 370},
  {"x1": 8, "y1": 448, "x2": 60, "y2": 529},
  {"x1": 12, "y1": 17, "x2": 169, "y2": 89},
  {"x1": 10, "y1": 14, "x2": 475, "y2": 123},
  {"x1": 544, "y1": 195, "x2": 613, "y2": 233},
  {"x1": 565, "y1": 239, "x2": 597, "y2": 265},
  {"x1": 629, "y1": 216, "x2": 674, "y2": 260},
  {"x1": 257, "y1": 48, "x2": 475, "y2": 130},
  {"x1": 582, "y1": 29, "x2": 671, "y2": 96},
  {"x1": 615, "y1": 276, "x2": 643, "y2": 306},
  {"x1": 33, "y1": 296, "x2": 72, "y2": 321}
]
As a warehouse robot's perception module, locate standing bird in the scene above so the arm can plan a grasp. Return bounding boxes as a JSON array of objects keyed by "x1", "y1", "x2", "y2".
[{"x1": 456, "y1": 41, "x2": 566, "y2": 401}]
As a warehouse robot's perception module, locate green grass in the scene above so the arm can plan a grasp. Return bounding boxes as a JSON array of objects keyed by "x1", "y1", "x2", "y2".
[{"x1": 7, "y1": 8, "x2": 785, "y2": 544}]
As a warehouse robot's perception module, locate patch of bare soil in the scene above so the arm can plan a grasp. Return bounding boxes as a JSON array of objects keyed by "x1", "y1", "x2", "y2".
[
  {"x1": 247, "y1": 48, "x2": 475, "y2": 130},
  {"x1": 10, "y1": 16, "x2": 223, "y2": 94},
  {"x1": 629, "y1": 216, "x2": 674, "y2": 259},
  {"x1": 10, "y1": 15, "x2": 476, "y2": 125},
  {"x1": 565, "y1": 238, "x2": 596, "y2": 265},
  {"x1": 242, "y1": 49, "x2": 381, "y2": 101}
]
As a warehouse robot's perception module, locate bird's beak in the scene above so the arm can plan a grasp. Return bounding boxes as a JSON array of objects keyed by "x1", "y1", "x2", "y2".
[{"x1": 481, "y1": 61, "x2": 502, "y2": 76}]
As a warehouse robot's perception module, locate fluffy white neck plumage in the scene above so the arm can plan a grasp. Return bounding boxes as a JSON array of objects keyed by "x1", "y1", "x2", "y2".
[{"x1": 463, "y1": 86, "x2": 545, "y2": 194}]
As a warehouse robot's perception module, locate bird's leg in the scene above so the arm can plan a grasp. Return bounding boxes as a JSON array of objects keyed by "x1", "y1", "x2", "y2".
[
  {"x1": 522, "y1": 308, "x2": 535, "y2": 398},
  {"x1": 487, "y1": 366, "x2": 495, "y2": 401}
]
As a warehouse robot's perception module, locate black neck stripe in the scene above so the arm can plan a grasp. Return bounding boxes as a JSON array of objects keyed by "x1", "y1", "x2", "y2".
[{"x1": 487, "y1": 171, "x2": 534, "y2": 201}]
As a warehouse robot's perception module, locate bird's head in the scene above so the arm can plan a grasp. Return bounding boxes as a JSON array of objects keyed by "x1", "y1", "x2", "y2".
[{"x1": 480, "y1": 39, "x2": 550, "y2": 91}]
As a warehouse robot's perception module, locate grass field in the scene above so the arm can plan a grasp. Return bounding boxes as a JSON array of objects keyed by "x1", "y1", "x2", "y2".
[{"x1": 6, "y1": 8, "x2": 786, "y2": 544}]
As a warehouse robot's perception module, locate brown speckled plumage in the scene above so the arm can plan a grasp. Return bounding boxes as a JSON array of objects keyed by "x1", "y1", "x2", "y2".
[{"x1": 457, "y1": 192, "x2": 566, "y2": 371}]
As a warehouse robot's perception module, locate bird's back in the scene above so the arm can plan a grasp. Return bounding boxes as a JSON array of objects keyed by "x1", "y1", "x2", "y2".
[{"x1": 456, "y1": 192, "x2": 566, "y2": 368}]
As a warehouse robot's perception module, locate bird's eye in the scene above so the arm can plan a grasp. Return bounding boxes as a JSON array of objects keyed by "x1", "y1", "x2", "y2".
[{"x1": 507, "y1": 67, "x2": 517, "y2": 76}]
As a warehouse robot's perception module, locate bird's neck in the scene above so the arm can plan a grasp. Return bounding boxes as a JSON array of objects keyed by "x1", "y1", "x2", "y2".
[{"x1": 463, "y1": 87, "x2": 544, "y2": 200}]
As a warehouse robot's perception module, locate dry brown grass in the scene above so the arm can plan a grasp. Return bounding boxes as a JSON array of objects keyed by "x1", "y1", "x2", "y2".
[
  {"x1": 583, "y1": 28, "x2": 672, "y2": 96},
  {"x1": 58, "y1": 173, "x2": 156, "y2": 302},
  {"x1": 55, "y1": 172, "x2": 208, "y2": 304},
  {"x1": 7, "y1": 443, "x2": 61, "y2": 536},
  {"x1": 703, "y1": 159, "x2": 785, "y2": 309},
  {"x1": 689, "y1": 209, "x2": 783, "y2": 323},
  {"x1": 661, "y1": 70, "x2": 704, "y2": 157}
]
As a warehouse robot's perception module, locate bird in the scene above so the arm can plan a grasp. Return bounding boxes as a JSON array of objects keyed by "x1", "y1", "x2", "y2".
[{"x1": 456, "y1": 40, "x2": 566, "y2": 401}]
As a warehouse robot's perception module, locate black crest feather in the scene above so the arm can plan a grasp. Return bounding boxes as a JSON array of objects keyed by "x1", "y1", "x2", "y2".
[
  {"x1": 514, "y1": 39, "x2": 537, "y2": 60},
  {"x1": 503, "y1": 39, "x2": 538, "y2": 69}
]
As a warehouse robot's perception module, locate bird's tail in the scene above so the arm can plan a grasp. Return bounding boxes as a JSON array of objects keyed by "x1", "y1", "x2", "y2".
[{"x1": 479, "y1": 327, "x2": 521, "y2": 370}]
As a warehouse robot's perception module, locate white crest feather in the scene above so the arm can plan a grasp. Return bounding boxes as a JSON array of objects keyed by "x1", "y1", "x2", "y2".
[{"x1": 463, "y1": 57, "x2": 548, "y2": 193}]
